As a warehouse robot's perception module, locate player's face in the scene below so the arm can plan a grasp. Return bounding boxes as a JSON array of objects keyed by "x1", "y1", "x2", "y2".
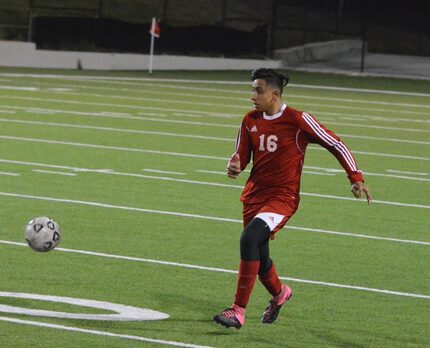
[{"x1": 251, "y1": 79, "x2": 277, "y2": 112}]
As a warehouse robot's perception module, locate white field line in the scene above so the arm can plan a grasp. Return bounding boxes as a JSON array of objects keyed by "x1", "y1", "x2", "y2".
[
  {"x1": 29, "y1": 109, "x2": 55, "y2": 115},
  {"x1": 1, "y1": 134, "x2": 430, "y2": 188},
  {"x1": 336, "y1": 132, "x2": 430, "y2": 146},
  {"x1": 0, "y1": 131, "x2": 429, "y2": 183},
  {"x1": 9, "y1": 78, "x2": 429, "y2": 124},
  {"x1": 0, "y1": 118, "x2": 234, "y2": 142},
  {"x1": 32, "y1": 169, "x2": 77, "y2": 176},
  {"x1": 196, "y1": 170, "x2": 227, "y2": 175},
  {"x1": 0, "y1": 109, "x2": 16, "y2": 114},
  {"x1": 105, "y1": 170, "x2": 430, "y2": 208},
  {"x1": 313, "y1": 147, "x2": 430, "y2": 162},
  {"x1": 0, "y1": 316, "x2": 212, "y2": 348},
  {"x1": 1, "y1": 96, "x2": 429, "y2": 134},
  {"x1": 0, "y1": 99, "x2": 237, "y2": 122},
  {"x1": 7, "y1": 100, "x2": 430, "y2": 137},
  {"x1": 0, "y1": 135, "x2": 228, "y2": 160},
  {"x1": 0, "y1": 85, "x2": 38, "y2": 91},
  {"x1": 34, "y1": 88, "x2": 430, "y2": 117},
  {"x1": 198, "y1": 167, "x2": 430, "y2": 181},
  {"x1": 0, "y1": 171, "x2": 20, "y2": 176},
  {"x1": 8, "y1": 78, "x2": 430, "y2": 112},
  {"x1": 301, "y1": 170, "x2": 336, "y2": 176},
  {"x1": 198, "y1": 169, "x2": 335, "y2": 177},
  {"x1": 2, "y1": 104, "x2": 168, "y2": 120},
  {"x1": 2, "y1": 112, "x2": 430, "y2": 160},
  {"x1": 7, "y1": 156, "x2": 430, "y2": 207},
  {"x1": 317, "y1": 119, "x2": 430, "y2": 134},
  {"x1": 334, "y1": 113, "x2": 430, "y2": 124},
  {"x1": 1, "y1": 239, "x2": 429, "y2": 299},
  {"x1": 1, "y1": 117, "x2": 428, "y2": 146},
  {"x1": 0, "y1": 192, "x2": 429, "y2": 246},
  {"x1": 40, "y1": 85, "x2": 430, "y2": 115},
  {"x1": 142, "y1": 168, "x2": 186, "y2": 175},
  {"x1": 305, "y1": 166, "x2": 430, "y2": 182},
  {"x1": 1, "y1": 133, "x2": 430, "y2": 166},
  {"x1": 360, "y1": 172, "x2": 430, "y2": 182},
  {"x1": 387, "y1": 169, "x2": 428, "y2": 176},
  {"x1": 295, "y1": 101, "x2": 429, "y2": 116},
  {"x1": 3, "y1": 72, "x2": 430, "y2": 98}
]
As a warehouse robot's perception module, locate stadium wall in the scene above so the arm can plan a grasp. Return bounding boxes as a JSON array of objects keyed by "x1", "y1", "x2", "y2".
[{"x1": 0, "y1": 41, "x2": 281, "y2": 70}]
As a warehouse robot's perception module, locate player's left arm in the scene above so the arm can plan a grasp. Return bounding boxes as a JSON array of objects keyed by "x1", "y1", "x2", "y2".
[{"x1": 299, "y1": 112, "x2": 372, "y2": 204}]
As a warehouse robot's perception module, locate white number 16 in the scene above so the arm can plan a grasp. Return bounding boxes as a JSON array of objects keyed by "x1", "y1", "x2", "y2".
[{"x1": 259, "y1": 134, "x2": 278, "y2": 152}]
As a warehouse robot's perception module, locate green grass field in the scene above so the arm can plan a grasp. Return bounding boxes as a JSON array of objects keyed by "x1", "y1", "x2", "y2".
[{"x1": 0, "y1": 68, "x2": 429, "y2": 347}]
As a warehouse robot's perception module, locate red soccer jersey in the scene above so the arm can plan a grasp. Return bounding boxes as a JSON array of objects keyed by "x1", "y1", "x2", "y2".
[{"x1": 233, "y1": 104, "x2": 364, "y2": 204}]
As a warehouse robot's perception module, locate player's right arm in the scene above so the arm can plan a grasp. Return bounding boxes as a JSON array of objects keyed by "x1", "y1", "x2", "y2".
[{"x1": 227, "y1": 118, "x2": 252, "y2": 179}]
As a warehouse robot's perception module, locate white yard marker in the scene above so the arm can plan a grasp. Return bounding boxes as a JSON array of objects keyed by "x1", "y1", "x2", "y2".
[
  {"x1": 0, "y1": 85, "x2": 38, "y2": 91},
  {"x1": 32, "y1": 169, "x2": 77, "y2": 176},
  {"x1": 302, "y1": 170, "x2": 336, "y2": 176},
  {"x1": 142, "y1": 168, "x2": 186, "y2": 175},
  {"x1": 0, "y1": 316, "x2": 212, "y2": 348},
  {"x1": 0, "y1": 171, "x2": 20, "y2": 176},
  {"x1": 26, "y1": 109, "x2": 55, "y2": 114},
  {"x1": 1, "y1": 240, "x2": 429, "y2": 299},
  {"x1": 386, "y1": 169, "x2": 428, "y2": 176},
  {"x1": 196, "y1": 170, "x2": 226, "y2": 175}
]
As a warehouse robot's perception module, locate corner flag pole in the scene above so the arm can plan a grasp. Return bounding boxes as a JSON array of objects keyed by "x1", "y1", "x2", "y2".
[
  {"x1": 148, "y1": 17, "x2": 160, "y2": 74},
  {"x1": 149, "y1": 25, "x2": 155, "y2": 74}
]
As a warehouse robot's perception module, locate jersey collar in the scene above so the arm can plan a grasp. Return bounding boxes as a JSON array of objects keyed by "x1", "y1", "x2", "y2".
[{"x1": 263, "y1": 104, "x2": 287, "y2": 120}]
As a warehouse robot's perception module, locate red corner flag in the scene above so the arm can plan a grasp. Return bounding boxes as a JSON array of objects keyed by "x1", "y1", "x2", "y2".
[
  {"x1": 149, "y1": 17, "x2": 160, "y2": 38},
  {"x1": 148, "y1": 17, "x2": 160, "y2": 74}
]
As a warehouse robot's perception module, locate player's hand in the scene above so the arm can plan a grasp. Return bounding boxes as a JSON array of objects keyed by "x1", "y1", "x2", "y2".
[
  {"x1": 351, "y1": 181, "x2": 372, "y2": 205},
  {"x1": 226, "y1": 153, "x2": 241, "y2": 179}
]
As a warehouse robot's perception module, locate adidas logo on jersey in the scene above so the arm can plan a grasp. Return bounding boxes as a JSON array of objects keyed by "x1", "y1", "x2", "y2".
[{"x1": 251, "y1": 125, "x2": 258, "y2": 132}]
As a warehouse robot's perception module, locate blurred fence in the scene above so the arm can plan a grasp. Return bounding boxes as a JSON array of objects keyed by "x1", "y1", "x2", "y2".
[{"x1": 0, "y1": 0, "x2": 429, "y2": 57}]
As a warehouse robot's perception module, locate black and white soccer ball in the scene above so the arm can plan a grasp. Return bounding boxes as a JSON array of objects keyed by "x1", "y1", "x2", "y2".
[{"x1": 25, "y1": 216, "x2": 61, "y2": 252}]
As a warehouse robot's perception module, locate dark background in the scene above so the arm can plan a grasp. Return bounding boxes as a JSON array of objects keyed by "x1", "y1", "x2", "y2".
[{"x1": 0, "y1": 0, "x2": 429, "y2": 57}]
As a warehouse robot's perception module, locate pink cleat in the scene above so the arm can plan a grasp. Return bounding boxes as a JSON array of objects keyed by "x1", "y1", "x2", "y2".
[
  {"x1": 261, "y1": 284, "x2": 292, "y2": 324},
  {"x1": 213, "y1": 303, "x2": 245, "y2": 329}
]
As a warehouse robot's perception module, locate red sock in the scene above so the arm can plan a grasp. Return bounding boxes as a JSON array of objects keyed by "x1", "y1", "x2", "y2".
[
  {"x1": 258, "y1": 263, "x2": 282, "y2": 296},
  {"x1": 234, "y1": 260, "x2": 260, "y2": 308}
]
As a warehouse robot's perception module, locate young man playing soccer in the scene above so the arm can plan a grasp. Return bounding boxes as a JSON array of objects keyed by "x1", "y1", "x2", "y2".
[{"x1": 213, "y1": 68, "x2": 372, "y2": 329}]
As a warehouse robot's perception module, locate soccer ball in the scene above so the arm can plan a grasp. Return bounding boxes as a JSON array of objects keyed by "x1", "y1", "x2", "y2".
[{"x1": 25, "y1": 216, "x2": 61, "y2": 252}]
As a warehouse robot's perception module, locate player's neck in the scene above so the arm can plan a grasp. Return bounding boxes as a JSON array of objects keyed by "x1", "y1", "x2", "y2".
[{"x1": 264, "y1": 100, "x2": 283, "y2": 116}]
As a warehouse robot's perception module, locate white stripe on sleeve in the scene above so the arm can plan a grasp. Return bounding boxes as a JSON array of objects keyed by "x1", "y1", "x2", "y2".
[
  {"x1": 302, "y1": 113, "x2": 357, "y2": 172},
  {"x1": 235, "y1": 122, "x2": 243, "y2": 152}
]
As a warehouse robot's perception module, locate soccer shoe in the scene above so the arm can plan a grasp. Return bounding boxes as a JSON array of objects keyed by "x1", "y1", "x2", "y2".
[
  {"x1": 261, "y1": 284, "x2": 292, "y2": 324},
  {"x1": 213, "y1": 304, "x2": 245, "y2": 329}
]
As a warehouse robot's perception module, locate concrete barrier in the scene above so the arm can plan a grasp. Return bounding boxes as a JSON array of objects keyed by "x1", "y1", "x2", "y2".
[
  {"x1": 273, "y1": 39, "x2": 363, "y2": 66},
  {"x1": 0, "y1": 41, "x2": 281, "y2": 70}
]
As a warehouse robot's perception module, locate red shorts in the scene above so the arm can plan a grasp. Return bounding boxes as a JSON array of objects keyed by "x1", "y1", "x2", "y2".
[{"x1": 243, "y1": 198, "x2": 299, "y2": 239}]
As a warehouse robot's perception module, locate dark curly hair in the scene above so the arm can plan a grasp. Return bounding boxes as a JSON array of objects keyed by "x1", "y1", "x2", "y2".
[{"x1": 251, "y1": 68, "x2": 289, "y2": 96}]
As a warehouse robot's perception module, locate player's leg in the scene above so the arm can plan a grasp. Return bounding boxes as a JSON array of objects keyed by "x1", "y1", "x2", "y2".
[
  {"x1": 254, "y1": 207, "x2": 295, "y2": 324},
  {"x1": 258, "y1": 239, "x2": 281, "y2": 296},
  {"x1": 258, "y1": 239, "x2": 292, "y2": 324},
  {"x1": 213, "y1": 217, "x2": 270, "y2": 329}
]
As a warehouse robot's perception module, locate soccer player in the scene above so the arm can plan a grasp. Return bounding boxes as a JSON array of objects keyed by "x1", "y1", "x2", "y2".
[{"x1": 213, "y1": 68, "x2": 372, "y2": 329}]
